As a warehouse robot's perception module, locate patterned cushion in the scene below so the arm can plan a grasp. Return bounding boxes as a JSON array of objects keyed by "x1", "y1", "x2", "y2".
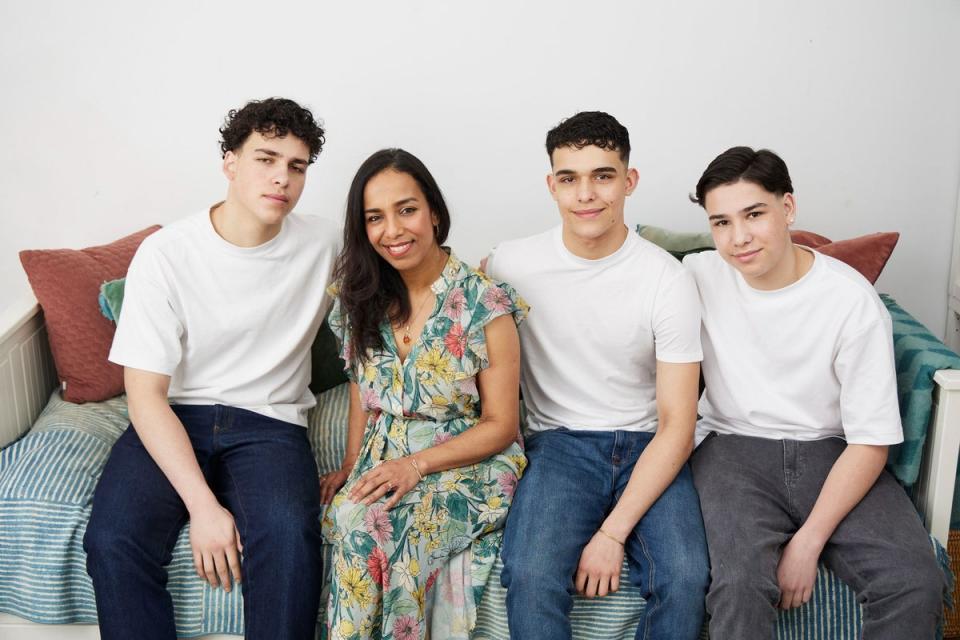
[{"x1": 19, "y1": 226, "x2": 161, "y2": 403}]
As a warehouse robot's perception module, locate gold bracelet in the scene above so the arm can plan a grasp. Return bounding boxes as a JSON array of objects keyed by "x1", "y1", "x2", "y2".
[
  {"x1": 409, "y1": 457, "x2": 424, "y2": 482},
  {"x1": 598, "y1": 528, "x2": 624, "y2": 546}
]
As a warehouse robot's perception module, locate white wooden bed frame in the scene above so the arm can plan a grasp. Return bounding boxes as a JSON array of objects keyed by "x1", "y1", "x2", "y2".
[{"x1": 2, "y1": 293, "x2": 959, "y2": 639}]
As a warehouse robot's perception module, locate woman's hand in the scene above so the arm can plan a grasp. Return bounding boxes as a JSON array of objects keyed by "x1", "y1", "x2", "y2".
[
  {"x1": 319, "y1": 462, "x2": 354, "y2": 505},
  {"x1": 348, "y1": 457, "x2": 421, "y2": 510}
]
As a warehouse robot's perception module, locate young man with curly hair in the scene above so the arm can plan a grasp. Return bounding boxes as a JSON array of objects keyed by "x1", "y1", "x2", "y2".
[
  {"x1": 84, "y1": 98, "x2": 340, "y2": 640},
  {"x1": 488, "y1": 111, "x2": 709, "y2": 640},
  {"x1": 685, "y1": 146, "x2": 945, "y2": 639}
]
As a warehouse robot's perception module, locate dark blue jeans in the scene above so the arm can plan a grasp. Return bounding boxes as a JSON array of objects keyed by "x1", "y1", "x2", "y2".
[
  {"x1": 84, "y1": 404, "x2": 324, "y2": 640},
  {"x1": 500, "y1": 428, "x2": 709, "y2": 640}
]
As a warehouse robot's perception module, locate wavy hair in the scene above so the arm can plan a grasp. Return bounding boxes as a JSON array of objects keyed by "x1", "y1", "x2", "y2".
[
  {"x1": 546, "y1": 111, "x2": 631, "y2": 165},
  {"x1": 219, "y1": 97, "x2": 325, "y2": 163},
  {"x1": 335, "y1": 148, "x2": 451, "y2": 364}
]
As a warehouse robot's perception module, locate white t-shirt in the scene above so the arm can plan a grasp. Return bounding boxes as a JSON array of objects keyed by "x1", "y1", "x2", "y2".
[
  {"x1": 683, "y1": 249, "x2": 903, "y2": 446},
  {"x1": 110, "y1": 208, "x2": 340, "y2": 427},
  {"x1": 487, "y1": 226, "x2": 702, "y2": 433}
]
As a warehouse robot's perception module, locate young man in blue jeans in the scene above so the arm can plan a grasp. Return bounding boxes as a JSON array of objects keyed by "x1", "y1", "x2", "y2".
[
  {"x1": 83, "y1": 98, "x2": 340, "y2": 640},
  {"x1": 488, "y1": 111, "x2": 709, "y2": 640},
  {"x1": 685, "y1": 146, "x2": 945, "y2": 639}
]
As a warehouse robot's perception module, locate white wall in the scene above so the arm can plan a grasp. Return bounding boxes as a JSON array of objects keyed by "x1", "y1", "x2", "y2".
[{"x1": 2, "y1": 0, "x2": 959, "y2": 336}]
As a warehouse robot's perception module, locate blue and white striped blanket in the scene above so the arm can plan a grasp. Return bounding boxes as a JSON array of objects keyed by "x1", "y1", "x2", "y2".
[{"x1": 0, "y1": 384, "x2": 950, "y2": 638}]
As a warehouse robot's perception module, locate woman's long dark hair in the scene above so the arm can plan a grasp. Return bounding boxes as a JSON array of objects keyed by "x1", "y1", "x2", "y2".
[{"x1": 335, "y1": 148, "x2": 451, "y2": 365}]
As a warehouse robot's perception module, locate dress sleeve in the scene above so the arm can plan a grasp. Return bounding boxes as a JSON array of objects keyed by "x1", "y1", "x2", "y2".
[
  {"x1": 326, "y1": 295, "x2": 357, "y2": 382},
  {"x1": 465, "y1": 277, "x2": 529, "y2": 370}
]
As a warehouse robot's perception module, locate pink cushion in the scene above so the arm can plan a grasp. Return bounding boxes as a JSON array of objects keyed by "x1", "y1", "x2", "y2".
[{"x1": 19, "y1": 226, "x2": 161, "y2": 402}]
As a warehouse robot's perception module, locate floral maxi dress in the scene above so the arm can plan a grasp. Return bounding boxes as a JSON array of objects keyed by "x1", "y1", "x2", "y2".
[{"x1": 323, "y1": 253, "x2": 528, "y2": 640}]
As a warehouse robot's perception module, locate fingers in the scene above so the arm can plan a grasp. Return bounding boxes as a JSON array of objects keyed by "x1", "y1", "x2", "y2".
[
  {"x1": 361, "y1": 479, "x2": 395, "y2": 507},
  {"x1": 202, "y1": 552, "x2": 218, "y2": 588},
  {"x1": 226, "y1": 544, "x2": 242, "y2": 589},
  {"x1": 383, "y1": 483, "x2": 410, "y2": 510},
  {"x1": 193, "y1": 551, "x2": 204, "y2": 580},
  {"x1": 214, "y1": 551, "x2": 232, "y2": 592},
  {"x1": 778, "y1": 587, "x2": 809, "y2": 610},
  {"x1": 610, "y1": 571, "x2": 620, "y2": 594},
  {"x1": 575, "y1": 569, "x2": 588, "y2": 595}
]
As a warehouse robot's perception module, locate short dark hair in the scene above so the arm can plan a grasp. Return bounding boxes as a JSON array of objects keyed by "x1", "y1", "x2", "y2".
[
  {"x1": 546, "y1": 111, "x2": 630, "y2": 164},
  {"x1": 219, "y1": 97, "x2": 325, "y2": 163},
  {"x1": 336, "y1": 148, "x2": 451, "y2": 363},
  {"x1": 691, "y1": 146, "x2": 793, "y2": 207}
]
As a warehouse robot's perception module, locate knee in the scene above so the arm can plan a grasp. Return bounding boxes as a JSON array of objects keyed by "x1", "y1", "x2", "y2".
[
  {"x1": 868, "y1": 553, "x2": 945, "y2": 614},
  {"x1": 259, "y1": 506, "x2": 323, "y2": 557},
  {"x1": 707, "y1": 564, "x2": 779, "y2": 610},
  {"x1": 500, "y1": 547, "x2": 573, "y2": 596},
  {"x1": 83, "y1": 511, "x2": 131, "y2": 562}
]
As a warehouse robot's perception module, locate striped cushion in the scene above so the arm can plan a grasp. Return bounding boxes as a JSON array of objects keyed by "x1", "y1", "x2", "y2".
[{"x1": 0, "y1": 385, "x2": 948, "y2": 638}]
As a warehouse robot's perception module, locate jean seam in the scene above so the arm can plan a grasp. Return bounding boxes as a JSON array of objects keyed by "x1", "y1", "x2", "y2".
[{"x1": 631, "y1": 528, "x2": 659, "y2": 640}]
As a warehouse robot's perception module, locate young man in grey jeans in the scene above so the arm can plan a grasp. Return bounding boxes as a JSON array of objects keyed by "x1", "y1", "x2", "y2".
[{"x1": 684, "y1": 146, "x2": 945, "y2": 639}]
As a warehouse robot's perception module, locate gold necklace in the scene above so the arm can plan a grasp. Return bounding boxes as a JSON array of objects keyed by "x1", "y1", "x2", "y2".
[{"x1": 401, "y1": 291, "x2": 434, "y2": 345}]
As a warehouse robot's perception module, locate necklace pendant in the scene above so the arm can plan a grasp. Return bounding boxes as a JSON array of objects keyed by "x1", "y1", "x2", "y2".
[{"x1": 403, "y1": 334, "x2": 411, "y2": 345}]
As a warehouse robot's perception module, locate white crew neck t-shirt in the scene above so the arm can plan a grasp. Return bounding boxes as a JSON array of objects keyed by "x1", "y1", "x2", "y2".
[
  {"x1": 110, "y1": 208, "x2": 340, "y2": 427},
  {"x1": 683, "y1": 248, "x2": 903, "y2": 446},
  {"x1": 487, "y1": 226, "x2": 702, "y2": 433}
]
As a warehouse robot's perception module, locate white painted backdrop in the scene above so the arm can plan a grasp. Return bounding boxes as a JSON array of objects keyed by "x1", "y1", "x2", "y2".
[{"x1": 2, "y1": 0, "x2": 959, "y2": 336}]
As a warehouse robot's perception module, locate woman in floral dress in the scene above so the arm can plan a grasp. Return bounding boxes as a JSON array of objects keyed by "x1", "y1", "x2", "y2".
[{"x1": 319, "y1": 148, "x2": 527, "y2": 640}]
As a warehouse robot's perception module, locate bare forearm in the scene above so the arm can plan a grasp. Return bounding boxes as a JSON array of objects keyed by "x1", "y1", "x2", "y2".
[
  {"x1": 128, "y1": 395, "x2": 215, "y2": 513},
  {"x1": 602, "y1": 425, "x2": 693, "y2": 541},
  {"x1": 340, "y1": 383, "x2": 367, "y2": 470},
  {"x1": 413, "y1": 416, "x2": 517, "y2": 475},
  {"x1": 796, "y1": 444, "x2": 888, "y2": 547}
]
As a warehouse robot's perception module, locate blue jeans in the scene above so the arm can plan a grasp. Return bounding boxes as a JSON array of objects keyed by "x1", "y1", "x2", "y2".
[
  {"x1": 500, "y1": 428, "x2": 708, "y2": 640},
  {"x1": 83, "y1": 405, "x2": 324, "y2": 640}
]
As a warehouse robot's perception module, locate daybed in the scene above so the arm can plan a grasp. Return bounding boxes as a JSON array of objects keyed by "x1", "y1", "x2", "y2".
[{"x1": 1, "y1": 225, "x2": 959, "y2": 640}]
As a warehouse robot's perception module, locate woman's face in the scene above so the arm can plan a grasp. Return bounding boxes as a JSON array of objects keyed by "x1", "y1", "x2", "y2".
[{"x1": 363, "y1": 169, "x2": 440, "y2": 272}]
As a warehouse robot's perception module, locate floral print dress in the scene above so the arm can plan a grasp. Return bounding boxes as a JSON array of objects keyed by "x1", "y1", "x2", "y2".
[{"x1": 323, "y1": 252, "x2": 528, "y2": 640}]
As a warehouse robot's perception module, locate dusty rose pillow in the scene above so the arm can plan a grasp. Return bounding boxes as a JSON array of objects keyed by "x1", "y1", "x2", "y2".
[
  {"x1": 792, "y1": 230, "x2": 899, "y2": 284},
  {"x1": 790, "y1": 229, "x2": 832, "y2": 248},
  {"x1": 19, "y1": 225, "x2": 161, "y2": 402}
]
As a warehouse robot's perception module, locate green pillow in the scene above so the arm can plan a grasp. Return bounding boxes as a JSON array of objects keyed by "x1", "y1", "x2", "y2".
[
  {"x1": 635, "y1": 224, "x2": 715, "y2": 261},
  {"x1": 98, "y1": 277, "x2": 347, "y2": 394}
]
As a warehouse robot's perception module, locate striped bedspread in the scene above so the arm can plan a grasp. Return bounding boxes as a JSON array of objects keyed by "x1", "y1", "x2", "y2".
[{"x1": 0, "y1": 383, "x2": 950, "y2": 638}]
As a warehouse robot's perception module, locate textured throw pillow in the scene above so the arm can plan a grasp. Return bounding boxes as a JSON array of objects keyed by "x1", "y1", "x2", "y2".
[
  {"x1": 97, "y1": 276, "x2": 347, "y2": 394},
  {"x1": 19, "y1": 226, "x2": 161, "y2": 403},
  {"x1": 808, "y1": 232, "x2": 899, "y2": 285},
  {"x1": 789, "y1": 230, "x2": 832, "y2": 248}
]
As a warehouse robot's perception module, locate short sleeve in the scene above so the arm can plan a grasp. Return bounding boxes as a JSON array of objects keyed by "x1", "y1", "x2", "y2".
[
  {"x1": 108, "y1": 246, "x2": 183, "y2": 375},
  {"x1": 326, "y1": 295, "x2": 357, "y2": 382},
  {"x1": 465, "y1": 278, "x2": 529, "y2": 370},
  {"x1": 651, "y1": 267, "x2": 703, "y2": 363},
  {"x1": 834, "y1": 315, "x2": 904, "y2": 445}
]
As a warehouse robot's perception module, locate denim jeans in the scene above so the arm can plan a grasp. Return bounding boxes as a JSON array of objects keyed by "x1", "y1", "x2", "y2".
[
  {"x1": 500, "y1": 428, "x2": 709, "y2": 640},
  {"x1": 84, "y1": 404, "x2": 324, "y2": 640},
  {"x1": 691, "y1": 433, "x2": 945, "y2": 640}
]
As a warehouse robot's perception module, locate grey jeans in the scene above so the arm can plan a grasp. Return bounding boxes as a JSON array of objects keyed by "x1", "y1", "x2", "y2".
[{"x1": 691, "y1": 433, "x2": 945, "y2": 640}]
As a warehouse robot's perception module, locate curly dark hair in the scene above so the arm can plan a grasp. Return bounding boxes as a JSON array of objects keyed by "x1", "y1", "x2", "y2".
[
  {"x1": 690, "y1": 146, "x2": 793, "y2": 207},
  {"x1": 546, "y1": 111, "x2": 630, "y2": 164},
  {"x1": 219, "y1": 97, "x2": 325, "y2": 163},
  {"x1": 335, "y1": 148, "x2": 451, "y2": 364}
]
